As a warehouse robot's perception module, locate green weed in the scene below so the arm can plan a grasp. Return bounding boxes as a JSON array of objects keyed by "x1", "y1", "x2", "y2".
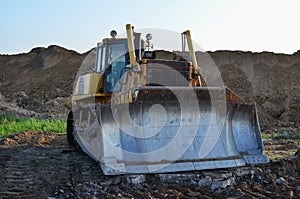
[
  {"x1": 262, "y1": 133, "x2": 300, "y2": 140},
  {"x1": 0, "y1": 114, "x2": 66, "y2": 137}
]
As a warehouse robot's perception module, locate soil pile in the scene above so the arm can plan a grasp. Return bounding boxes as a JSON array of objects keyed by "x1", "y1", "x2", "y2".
[
  {"x1": 209, "y1": 50, "x2": 300, "y2": 129},
  {"x1": 0, "y1": 46, "x2": 299, "y2": 128},
  {"x1": 0, "y1": 45, "x2": 85, "y2": 118}
]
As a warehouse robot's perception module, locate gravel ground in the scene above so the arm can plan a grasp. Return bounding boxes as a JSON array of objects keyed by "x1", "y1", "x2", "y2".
[{"x1": 0, "y1": 131, "x2": 299, "y2": 199}]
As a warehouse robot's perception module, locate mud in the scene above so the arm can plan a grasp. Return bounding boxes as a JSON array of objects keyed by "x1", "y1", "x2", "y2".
[{"x1": 0, "y1": 131, "x2": 300, "y2": 198}]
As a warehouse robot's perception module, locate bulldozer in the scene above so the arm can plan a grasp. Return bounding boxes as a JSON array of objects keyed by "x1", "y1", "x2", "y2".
[{"x1": 67, "y1": 24, "x2": 269, "y2": 175}]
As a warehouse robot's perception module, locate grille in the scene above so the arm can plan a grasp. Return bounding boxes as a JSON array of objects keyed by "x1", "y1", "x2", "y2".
[{"x1": 146, "y1": 60, "x2": 190, "y2": 86}]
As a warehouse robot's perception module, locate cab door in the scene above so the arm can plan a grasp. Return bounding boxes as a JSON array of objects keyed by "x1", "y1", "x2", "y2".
[{"x1": 104, "y1": 41, "x2": 129, "y2": 93}]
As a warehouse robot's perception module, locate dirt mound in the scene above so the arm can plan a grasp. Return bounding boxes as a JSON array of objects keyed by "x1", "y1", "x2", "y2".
[
  {"x1": 0, "y1": 90, "x2": 71, "y2": 119},
  {"x1": 208, "y1": 50, "x2": 300, "y2": 128},
  {"x1": 0, "y1": 46, "x2": 299, "y2": 127},
  {"x1": 0, "y1": 131, "x2": 300, "y2": 198},
  {"x1": 0, "y1": 45, "x2": 84, "y2": 119},
  {"x1": 0, "y1": 45, "x2": 84, "y2": 100}
]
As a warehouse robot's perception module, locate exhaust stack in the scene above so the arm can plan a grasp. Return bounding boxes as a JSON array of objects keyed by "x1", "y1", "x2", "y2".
[{"x1": 126, "y1": 24, "x2": 138, "y2": 68}]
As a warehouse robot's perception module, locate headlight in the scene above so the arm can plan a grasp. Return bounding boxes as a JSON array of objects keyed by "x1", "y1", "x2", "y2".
[
  {"x1": 110, "y1": 30, "x2": 117, "y2": 38},
  {"x1": 146, "y1": 33, "x2": 152, "y2": 40}
]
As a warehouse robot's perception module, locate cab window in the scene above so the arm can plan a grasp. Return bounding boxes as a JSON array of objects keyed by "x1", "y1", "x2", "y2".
[
  {"x1": 104, "y1": 42, "x2": 128, "y2": 93},
  {"x1": 96, "y1": 44, "x2": 107, "y2": 73}
]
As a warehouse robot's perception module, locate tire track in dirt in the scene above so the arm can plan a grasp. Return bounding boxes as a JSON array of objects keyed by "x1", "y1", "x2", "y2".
[
  {"x1": 0, "y1": 131, "x2": 106, "y2": 198},
  {"x1": 0, "y1": 149, "x2": 41, "y2": 198},
  {"x1": 0, "y1": 131, "x2": 300, "y2": 199}
]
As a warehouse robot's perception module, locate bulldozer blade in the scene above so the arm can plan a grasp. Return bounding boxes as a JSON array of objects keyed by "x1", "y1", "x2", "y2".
[{"x1": 74, "y1": 87, "x2": 268, "y2": 175}]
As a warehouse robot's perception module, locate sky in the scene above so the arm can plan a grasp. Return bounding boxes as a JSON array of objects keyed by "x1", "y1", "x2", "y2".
[{"x1": 0, "y1": 0, "x2": 299, "y2": 54}]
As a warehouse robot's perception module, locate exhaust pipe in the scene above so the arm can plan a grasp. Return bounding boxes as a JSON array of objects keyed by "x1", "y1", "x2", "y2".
[{"x1": 126, "y1": 24, "x2": 138, "y2": 68}]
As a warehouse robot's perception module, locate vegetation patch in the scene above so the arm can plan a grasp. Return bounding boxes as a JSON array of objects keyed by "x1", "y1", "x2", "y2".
[
  {"x1": 262, "y1": 132, "x2": 300, "y2": 142},
  {"x1": 0, "y1": 114, "x2": 66, "y2": 137}
]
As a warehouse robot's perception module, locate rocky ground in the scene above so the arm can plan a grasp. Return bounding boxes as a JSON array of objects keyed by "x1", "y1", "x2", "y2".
[{"x1": 0, "y1": 131, "x2": 299, "y2": 199}]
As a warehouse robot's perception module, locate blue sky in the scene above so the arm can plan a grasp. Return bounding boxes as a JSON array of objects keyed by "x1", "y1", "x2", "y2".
[{"x1": 0, "y1": 0, "x2": 299, "y2": 54}]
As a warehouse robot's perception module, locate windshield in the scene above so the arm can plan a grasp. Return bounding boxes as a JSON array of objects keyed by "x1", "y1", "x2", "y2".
[
  {"x1": 108, "y1": 42, "x2": 127, "y2": 65},
  {"x1": 96, "y1": 41, "x2": 127, "y2": 73}
]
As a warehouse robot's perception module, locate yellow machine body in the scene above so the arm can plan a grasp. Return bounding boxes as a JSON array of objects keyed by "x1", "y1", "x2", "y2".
[{"x1": 68, "y1": 24, "x2": 269, "y2": 175}]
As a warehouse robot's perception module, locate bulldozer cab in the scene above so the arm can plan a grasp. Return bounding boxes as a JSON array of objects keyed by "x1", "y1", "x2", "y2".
[
  {"x1": 96, "y1": 39, "x2": 128, "y2": 93},
  {"x1": 95, "y1": 32, "x2": 145, "y2": 93}
]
